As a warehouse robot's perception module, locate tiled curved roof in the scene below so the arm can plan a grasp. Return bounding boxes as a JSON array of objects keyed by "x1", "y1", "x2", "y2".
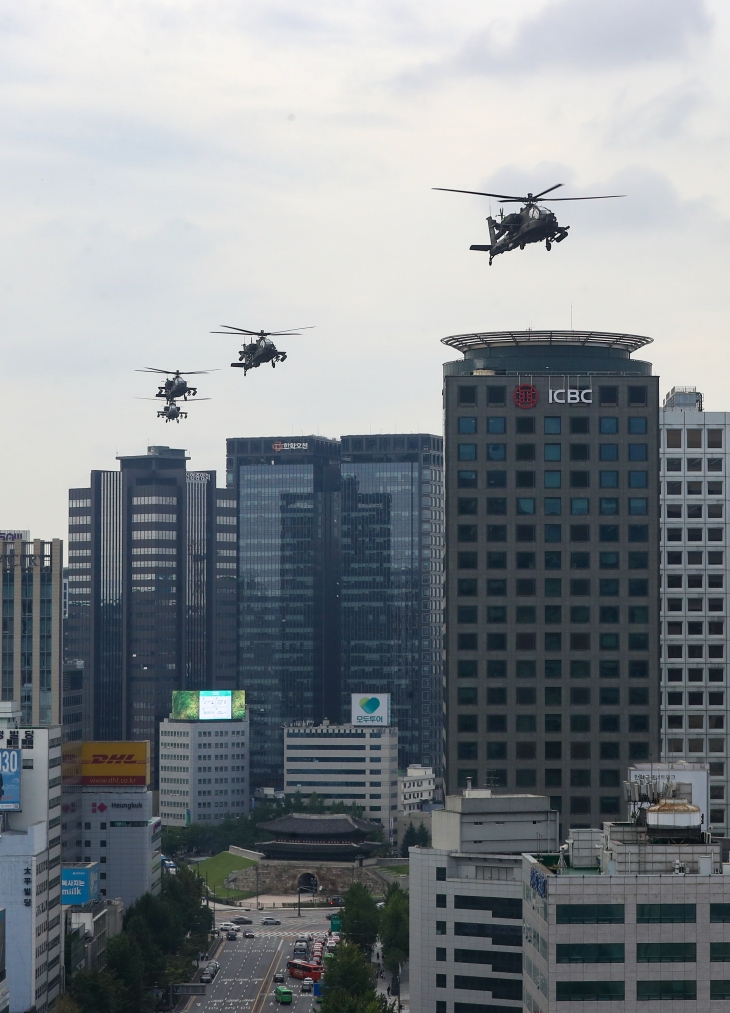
[{"x1": 258, "y1": 812, "x2": 374, "y2": 835}]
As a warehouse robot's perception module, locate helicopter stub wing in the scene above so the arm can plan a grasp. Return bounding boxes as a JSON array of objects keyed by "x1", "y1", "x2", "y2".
[{"x1": 470, "y1": 245, "x2": 492, "y2": 251}]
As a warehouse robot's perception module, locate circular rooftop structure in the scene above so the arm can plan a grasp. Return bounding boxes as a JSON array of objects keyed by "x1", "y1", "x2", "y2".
[
  {"x1": 441, "y1": 330, "x2": 652, "y2": 354},
  {"x1": 442, "y1": 329, "x2": 654, "y2": 376}
]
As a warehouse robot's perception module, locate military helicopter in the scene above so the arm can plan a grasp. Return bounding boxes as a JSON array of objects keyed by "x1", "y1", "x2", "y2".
[
  {"x1": 136, "y1": 368, "x2": 212, "y2": 423},
  {"x1": 136, "y1": 367, "x2": 211, "y2": 400},
  {"x1": 433, "y1": 183, "x2": 624, "y2": 264},
  {"x1": 211, "y1": 325, "x2": 314, "y2": 375}
]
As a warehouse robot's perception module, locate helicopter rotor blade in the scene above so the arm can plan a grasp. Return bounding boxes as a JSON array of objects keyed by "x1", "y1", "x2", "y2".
[
  {"x1": 536, "y1": 194, "x2": 626, "y2": 201},
  {"x1": 531, "y1": 183, "x2": 564, "y2": 199},
  {"x1": 433, "y1": 187, "x2": 526, "y2": 201},
  {"x1": 212, "y1": 325, "x2": 315, "y2": 336},
  {"x1": 212, "y1": 327, "x2": 262, "y2": 335},
  {"x1": 137, "y1": 368, "x2": 217, "y2": 374}
]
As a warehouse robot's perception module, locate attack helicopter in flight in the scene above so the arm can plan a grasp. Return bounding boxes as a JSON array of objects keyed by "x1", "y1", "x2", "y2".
[
  {"x1": 136, "y1": 367, "x2": 211, "y2": 423},
  {"x1": 211, "y1": 325, "x2": 314, "y2": 375},
  {"x1": 433, "y1": 183, "x2": 624, "y2": 265}
]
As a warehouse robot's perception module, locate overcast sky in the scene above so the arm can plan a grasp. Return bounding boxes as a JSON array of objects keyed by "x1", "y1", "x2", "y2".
[{"x1": 1, "y1": 0, "x2": 729, "y2": 539}]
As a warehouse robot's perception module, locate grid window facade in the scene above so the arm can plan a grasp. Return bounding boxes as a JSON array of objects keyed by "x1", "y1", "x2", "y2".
[
  {"x1": 661, "y1": 409, "x2": 729, "y2": 831},
  {"x1": 445, "y1": 351, "x2": 660, "y2": 829}
]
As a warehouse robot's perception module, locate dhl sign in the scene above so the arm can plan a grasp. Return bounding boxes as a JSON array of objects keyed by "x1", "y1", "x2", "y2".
[{"x1": 76, "y1": 741, "x2": 150, "y2": 785}]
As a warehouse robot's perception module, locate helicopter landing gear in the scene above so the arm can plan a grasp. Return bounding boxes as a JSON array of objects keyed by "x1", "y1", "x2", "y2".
[{"x1": 546, "y1": 240, "x2": 552, "y2": 251}]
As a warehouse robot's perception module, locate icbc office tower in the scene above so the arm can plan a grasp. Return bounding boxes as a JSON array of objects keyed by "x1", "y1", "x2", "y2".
[{"x1": 443, "y1": 331, "x2": 660, "y2": 837}]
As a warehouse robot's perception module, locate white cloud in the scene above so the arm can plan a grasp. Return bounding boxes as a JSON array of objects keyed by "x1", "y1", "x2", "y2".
[{"x1": 0, "y1": 0, "x2": 729, "y2": 539}]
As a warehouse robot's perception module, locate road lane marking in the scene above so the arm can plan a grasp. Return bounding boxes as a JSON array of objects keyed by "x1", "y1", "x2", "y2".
[{"x1": 251, "y1": 938, "x2": 283, "y2": 1013}]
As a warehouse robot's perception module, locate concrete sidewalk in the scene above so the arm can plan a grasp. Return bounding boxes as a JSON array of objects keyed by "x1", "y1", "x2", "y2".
[{"x1": 372, "y1": 952, "x2": 409, "y2": 1010}]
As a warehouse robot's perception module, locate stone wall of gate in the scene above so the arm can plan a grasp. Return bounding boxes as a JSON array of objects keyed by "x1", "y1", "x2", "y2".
[{"x1": 225, "y1": 858, "x2": 387, "y2": 896}]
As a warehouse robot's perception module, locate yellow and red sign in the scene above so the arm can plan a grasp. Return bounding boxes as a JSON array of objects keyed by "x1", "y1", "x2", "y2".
[{"x1": 79, "y1": 741, "x2": 150, "y2": 786}]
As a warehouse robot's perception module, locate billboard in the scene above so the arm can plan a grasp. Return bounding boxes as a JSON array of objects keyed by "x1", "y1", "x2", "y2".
[
  {"x1": 81, "y1": 742, "x2": 150, "y2": 786},
  {"x1": 171, "y1": 690, "x2": 246, "y2": 721},
  {"x1": 351, "y1": 694, "x2": 391, "y2": 726},
  {"x1": 61, "y1": 864, "x2": 99, "y2": 905},
  {"x1": 0, "y1": 749, "x2": 21, "y2": 810}
]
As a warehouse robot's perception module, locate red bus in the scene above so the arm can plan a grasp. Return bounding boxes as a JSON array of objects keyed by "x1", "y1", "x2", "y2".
[{"x1": 287, "y1": 960, "x2": 323, "y2": 982}]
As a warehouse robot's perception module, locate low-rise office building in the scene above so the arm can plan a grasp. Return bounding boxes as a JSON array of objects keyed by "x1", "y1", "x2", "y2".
[
  {"x1": 410, "y1": 788, "x2": 558, "y2": 1013},
  {"x1": 65, "y1": 897, "x2": 123, "y2": 972},
  {"x1": 522, "y1": 795, "x2": 730, "y2": 1013},
  {"x1": 61, "y1": 740, "x2": 160, "y2": 907},
  {"x1": 283, "y1": 720, "x2": 398, "y2": 823},
  {"x1": 159, "y1": 691, "x2": 250, "y2": 825},
  {"x1": 398, "y1": 764, "x2": 436, "y2": 814}
]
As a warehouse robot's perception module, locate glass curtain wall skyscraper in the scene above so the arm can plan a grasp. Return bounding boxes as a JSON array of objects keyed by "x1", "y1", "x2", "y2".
[
  {"x1": 227, "y1": 437, "x2": 341, "y2": 790},
  {"x1": 227, "y1": 433, "x2": 444, "y2": 788},
  {"x1": 64, "y1": 446, "x2": 232, "y2": 783},
  {"x1": 339, "y1": 434, "x2": 444, "y2": 773}
]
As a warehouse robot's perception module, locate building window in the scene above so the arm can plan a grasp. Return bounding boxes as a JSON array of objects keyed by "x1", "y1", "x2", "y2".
[
  {"x1": 637, "y1": 904, "x2": 695, "y2": 923},
  {"x1": 637, "y1": 942, "x2": 696, "y2": 962},
  {"x1": 556, "y1": 982, "x2": 625, "y2": 1002},
  {"x1": 636, "y1": 982, "x2": 696, "y2": 1001},
  {"x1": 556, "y1": 904, "x2": 624, "y2": 924},
  {"x1": 557, "y1": 943, "x2": 624, "y2": 963}
]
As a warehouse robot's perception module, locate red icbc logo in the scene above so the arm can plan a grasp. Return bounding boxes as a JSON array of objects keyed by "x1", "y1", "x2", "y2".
[{"x1": 514, "y1": 384, "x2": 539, "y2": 409}]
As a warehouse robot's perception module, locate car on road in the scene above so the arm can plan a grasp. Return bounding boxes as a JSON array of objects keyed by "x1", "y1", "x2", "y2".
[
  {"x1": 262, "y1": 916, "x2": 281, "y2": 925},
  {"x1": 275, "y1": 986, "x2": 293, "y2": 1004},
  {"x1": 227, "y1": 931, "x2": 238, "y2": 941},
  {"x1": 218, "y1": 922, "x2": 237, "y2": 932},
  {"x1": 207, "y1": 961, "x2": 220, "y2": 971},
  {"x1": 274, "y1": 972, "x2": 285, "y2": 983},
  {"x1": 301, "y1": 978, "x2": 313, "y2": 993},
  {"x1": 233, "y1": 916, "x2": 253, "y2": 925},
  {"x1": 200, "y1": 971, "x2": 214, "y2": 984},
  {"x1": 244, "y1": 931, "x2": 256, "y2": 938},
  {"x1": 329, "y1": 896, "x2": 343, "y2": 906}
]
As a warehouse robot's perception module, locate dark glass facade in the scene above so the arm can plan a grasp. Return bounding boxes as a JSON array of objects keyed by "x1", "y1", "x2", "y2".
[
  {"x1": 64, "y1": 446, "x2": 233, "y2": 783},
  {"x1": 443, "y1": 332, "x2": 661, "y2": 835},
  {"x1": 227, "y1": 434, "x2": 444, "y2": 788},
  {"x1": 227, "y1": 438, "x2": 340, "y2": 789},
  {"x1": 340, "y1": 434, "x2": 444, "y2": 772}
]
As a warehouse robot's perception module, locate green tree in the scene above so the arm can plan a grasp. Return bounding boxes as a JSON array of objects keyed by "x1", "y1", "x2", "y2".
[
  {"x1": 341, "y1": 883, "x2": 380, "y2": 955},
  {"x1": 321, "y1": 990, "x2": 394, "y2": 1013},
  {"x1": 66, "y1": 970, "x2": 123, "y2": 1013},
  {"x1": 105, "y1": 931, "x2": 150, "y2": 1013},
  {"x1": 380, "y1": 884, "x2": 409, "y2": 982},
  {"x1": 400, "y1": 821, "x2": 418, "y2": 858},
  {"x1": 415, "y1": 821, "x2": 430, "y2": 847},
  {"x1": 54, "y1": 994, "x2": 82, "y2": 1013},
  {"x1": 320, "y1": 941, "x2": 376, "y2": 1007}
]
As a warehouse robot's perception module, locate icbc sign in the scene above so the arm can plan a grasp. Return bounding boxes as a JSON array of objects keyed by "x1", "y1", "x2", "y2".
[
  {"x1": 513, "y1": 384, "x2": 539, "y2": 409},
  {"x1": 549, "y1": 388, "x2": 593, "y2": 403}
]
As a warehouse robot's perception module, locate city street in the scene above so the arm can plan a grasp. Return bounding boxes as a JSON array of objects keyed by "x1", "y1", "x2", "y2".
[{"x1": 186, "y1": 908, "x2": 334, "y2": 1013}]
